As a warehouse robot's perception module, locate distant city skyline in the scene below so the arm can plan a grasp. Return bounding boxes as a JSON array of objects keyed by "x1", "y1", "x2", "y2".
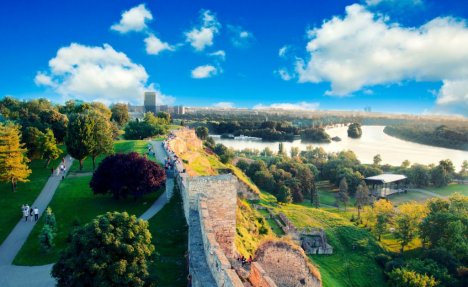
[{"x1": 1, "y1": 0, "x2": 468, "y2": 116}]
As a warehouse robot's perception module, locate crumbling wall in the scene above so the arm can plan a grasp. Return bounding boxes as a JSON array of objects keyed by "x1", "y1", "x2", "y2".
[
  {"x1": 254, "y1": 240, "x2": 322, "y2": 287},
  {"x1": 249, "y1": 262, "x2": 278, "y2": 287}
]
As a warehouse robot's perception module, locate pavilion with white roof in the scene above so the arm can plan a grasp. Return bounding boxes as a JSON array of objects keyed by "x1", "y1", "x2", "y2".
[{"x1": 365, "y1": 174, "x2": 408, "y2": 198}]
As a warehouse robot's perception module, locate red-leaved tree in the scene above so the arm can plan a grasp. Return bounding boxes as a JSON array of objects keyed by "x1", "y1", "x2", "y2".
[{"x1": 90, "y1": 152, "x2": 165, "y2": 199}]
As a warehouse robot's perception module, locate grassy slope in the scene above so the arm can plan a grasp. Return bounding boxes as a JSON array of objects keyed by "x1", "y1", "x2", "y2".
[
  {"x1": 259, "y1": 191, "x2": 386, "y2": 287},
  {"x1": 427, "y1": 183, "x2": 468, "y2": 196},
  {"x1": 0, "y1": 146, "x2": 65, "y2": 245},
  {"x1": 148, "y1": 187, "x2": 188, "y2": 287},
  {"x1": 14, "y1": 140, "x2": 162, "y2": 265}
]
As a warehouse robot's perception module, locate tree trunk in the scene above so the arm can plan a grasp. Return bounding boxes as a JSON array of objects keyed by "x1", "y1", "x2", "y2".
[
  {"x1": 357, "y1": 206, "x2": 361, "y2": 219},
  {"x1": 45, "y1": 158, "x2": 51, "y2": 168},
  {"x1": 79, "y1": 159, "x2": 84, "y2": 171},
  {"x1": 11, "y1": 179, "x2": 16, "y2": 192},
  {"x1": 92, "y1": 156, "x2": 96, "y2": 170}
]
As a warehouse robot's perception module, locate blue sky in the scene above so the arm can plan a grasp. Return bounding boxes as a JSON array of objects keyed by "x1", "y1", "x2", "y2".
[{"x1": 1, "y1": 0, "x2": 468, "y2": 115}]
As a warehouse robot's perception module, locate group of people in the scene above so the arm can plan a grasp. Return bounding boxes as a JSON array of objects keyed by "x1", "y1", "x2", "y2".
[
  {"x1": 163, "y1": 134, "x2": 184, "y2": 172},
  {"x1": 238, "y1": 255, "x2": 253, "y2": 267},
  {"x1": 50, "y1": 157, "x2": 67, "y2": 179},
  {"x1": 21, "y1": 204, "x2": 39, "y2": 222},
  {"x1": 147, "y1": 145, "x2": 156, "y2": 157}
]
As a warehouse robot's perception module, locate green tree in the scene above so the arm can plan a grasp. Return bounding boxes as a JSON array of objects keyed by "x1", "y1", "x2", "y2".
[
  {"x1": 40, "y1": 128, "x2": 62, "y2": 168},
  {"x1": 355, "y1": 181, "x2": 371, "y2": 218},
  {"x1": 336, "y1": 177, "x2": 350, "y2": 210},
  {"x1": 373, "y1": 154, "x2": 382, "y2": 166},
  {"x1": 388, "y1": 268, "x2": 438, "y2": 287},
  {"x1": 276, "y1": 185, "x2": 292, "y2": 204},
  {"x1": 157, "y1": 111, "x2": 171, "y2": 124},
  {"x1": 110, "y1": 103, "x2": 129, "y2": 127},
  {"x1": 65, "y1": 113, "x2": 95, "y2": 171},
  {"x1": 44, "y1": 207, "x2": 57, "y2": 230},
  {"x1": 401, "y1": 160, "x2": 411, "y2": 169},
  {"x1": 0, "y1": 123, "x2": 32, "y2": 191},
  {"x1": 23, "y1": 127, "x2": 44, "y2": 159},
  {"x1": 394, "y1": 202, "x2": 427, "y2": 252},
  {"x1": 195, "y1": 126, "x2": 209, "y2": 140},
  {"x1": 459, "y1": 160, "x2": 468, "y2": 178},
  {"x1": 90, "y1": 114, "x2": 114, "y2": 170},
  {"x1": 310, "y1": 181, "x2": 320, "y2": 208},
  {"x1": 39, "y1": 224, "x2": 55, "y2": 253},
  {"x1": 52, "y1": 212, "x2": 154, "y2": 287},
  {"x1": 278, "y1": 142, "x2": 285, "y2": 155},
  {"x1": 347, "y1": 123, "x2": 362, "y2": 138},
  {"x1": 408, "y1": 164, "x2": 431, "y2": 187},
  {"x1": 290, "y1": 146, "x2": 299, "y2": 158}
]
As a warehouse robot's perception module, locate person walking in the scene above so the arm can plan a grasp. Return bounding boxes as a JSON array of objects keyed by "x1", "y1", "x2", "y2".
[
  {"x1": 23, "y1": 206, "x2": 29, "y2": 222},
  {"x1": 29, "y1": 205, "x2": 34, "y2": 222},
  {"x1": 34, "y1": 207, "x2": 39, "y2": 221}
]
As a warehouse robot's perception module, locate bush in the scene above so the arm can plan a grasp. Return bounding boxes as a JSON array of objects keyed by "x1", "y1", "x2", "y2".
[
  {"x1": 375, "y1": 253, "x2": 392, "y2": 268},
  {"x1": 39, "y1": 224, "x2": 55, "y2": 253}
]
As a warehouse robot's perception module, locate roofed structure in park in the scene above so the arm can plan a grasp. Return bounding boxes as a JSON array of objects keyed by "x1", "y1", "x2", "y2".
[
  {"x1": 365, "y1": 174, "x2": 407, "y2": 198},
  {"x1": 365, "y1": 174, "x2": 407, "y2": 184}
]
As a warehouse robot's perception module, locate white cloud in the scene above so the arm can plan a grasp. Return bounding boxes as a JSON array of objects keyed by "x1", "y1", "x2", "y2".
[
  {"x1": 276, "y1": 68, "x2": 292, "y2": 81},
  {"x1": 34, "y1": 72, "x2": 56, "y2": 87},
  {"x1": 365, "y1": 0, "x2": 423, "y2": 7},
  {"x1": 213, "y1": 102, "x2": 234, "y2": 109},
  {"x1": 228, "y1": 25, "x2": 254, "y2": 47},
  {"x1": 279, "y1": 46, "x2": 288, "y2": 57},
  {"x1": 295, "y1": 4, "x2": 468, "y2": 114},
  {"x1": 144, "y1": 34, "x2": 174, "y2": 55},
  {"x1": 111, "y1": 4, "x2": 153, "y2": 33},
  {"x1": 209, "y1": 50, "x2": 226, "y2": 60},
  {"x1": 34, "y1": 43, "x2": 174, "y2": 105},
  {"x1": 185, "y1": 10, "x2": 220, "y2": 51},
  {"x1": 254, "y1": 101, "x2": 320, "y2": 111},
  {"x1": 191, "y1": 65, "x2": 218, "y2": 79}
]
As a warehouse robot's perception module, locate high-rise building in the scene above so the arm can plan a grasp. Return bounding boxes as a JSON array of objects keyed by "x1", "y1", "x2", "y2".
[{"x1": 144, "y1": 91, "x2": 156, "y2": 114}]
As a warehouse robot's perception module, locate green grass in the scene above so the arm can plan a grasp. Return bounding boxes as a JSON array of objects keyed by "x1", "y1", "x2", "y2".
[
  {"x1": 148, "y1": 188, "x2": 188, "y2": 287},
  {"x1": 257, "y1": 208, "x2": 284, "y2": 236},
  {"x1": 0, "y1": 147, "x2": 65, "y2": 245},
  {"x1": 387, "y1": 190, "x2": 433, "y2": 206},
  {"x1": 427, "y1": 183, "x2": 468, "y2": 197},
  {"x1": 14, "y1": 175, "x2": 162, "y2": 265},
  {"x1": 68, "y1": 140, "x2": 154, "y2": 173}
]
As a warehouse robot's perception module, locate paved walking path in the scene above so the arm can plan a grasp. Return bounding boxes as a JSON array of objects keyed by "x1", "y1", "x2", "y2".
[
  {"x1": 0, "y1": 142, "x2": 174, "y2": 287},
  {"x1": 410, "y1": 188, "x2": 445, "y2": 198}
]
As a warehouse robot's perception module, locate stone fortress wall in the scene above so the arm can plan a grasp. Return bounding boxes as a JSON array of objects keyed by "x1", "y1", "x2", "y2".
[{"x1": 164, "y1": 128, "x2": 321, "y2": 287}]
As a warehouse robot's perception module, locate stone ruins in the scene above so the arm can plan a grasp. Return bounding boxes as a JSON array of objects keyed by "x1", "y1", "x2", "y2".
[{"x1": 163, "y1": 128, "x2": 323, "y2": 287}]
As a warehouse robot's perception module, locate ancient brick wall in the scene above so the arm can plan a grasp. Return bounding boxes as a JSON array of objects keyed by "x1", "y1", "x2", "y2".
[
  {"x1": 249, "y1": 262, "x2": 278, "y2": 287},
  {"x1": 254, "y1": 240, "x2": 322, "y2": 287}
]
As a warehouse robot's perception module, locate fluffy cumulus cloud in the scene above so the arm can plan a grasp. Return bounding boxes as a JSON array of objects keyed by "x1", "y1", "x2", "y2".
[
  {"x1": 144, "y1": 34, "x2": 174, "y2": 55},
  {"x1": 228, "y1": 25, "x2": 254, "y2": 47},
  {"x1": 276, "y1": 68, "x2": 292, "y2": 81},
  {"x1": 213, "y1": 102, "x2": 234, "y2": 109},
  {"x1": 295, "y1": 4, "x2": 468, "y2": 114},
  {"x1": 254, "y1": 101, "x2": 320, "y2": 111},
  {"x1": 191, "y1": 65, "x2": 218, "y2": 79},
  {"x1": 365, "y1": 0, "x2": 422, "y2": 7},
  {"x1": 111, "y1": 4, "x2": 153, "y2": 33},
  {"x1": 185, "y1": 10, "x2": 220, "y2": 51},
  {"x1": 34, "y1": 43, "x2": 174, "y2": 105}
]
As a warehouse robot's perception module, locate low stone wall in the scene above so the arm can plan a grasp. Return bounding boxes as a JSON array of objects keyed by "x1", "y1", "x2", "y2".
[
  {"x1": 249, "y1": 262, "x2": 278, "y2": 287},
  {"x1": 199, "y1": 197, "x2": 244, "y2": 287}
]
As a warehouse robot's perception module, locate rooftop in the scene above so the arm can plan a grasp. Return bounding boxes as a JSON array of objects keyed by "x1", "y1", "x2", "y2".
[{"x1": 365, "y1": 174, "x2": 407, "y2": 184}]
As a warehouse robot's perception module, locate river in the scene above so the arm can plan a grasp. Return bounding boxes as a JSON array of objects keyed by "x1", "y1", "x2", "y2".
[{"x1": 212, "y1": 126, "x2": 468, "y2": 169}]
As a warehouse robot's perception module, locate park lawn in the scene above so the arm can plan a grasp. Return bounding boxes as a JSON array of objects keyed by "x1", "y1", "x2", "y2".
[
  {"x1": 148, "y1": 188, "x2": 188, "y2": 287},
  {"x1": 387, "y1": 190, "x2": 433, "y2": 206},
  {"x1": 259, "y1": 192, "x2": 385, "y2": 287},
  {"x1": 68, "y1": 140, "x2": 153, "y2": 173},
  {"x1": 380, "y1": 233, "x2": 422, "y2": 253},
  {"x1": 13, "y1": 175, "x2": 162, "y2": 266},
  {"x1": 427, "y1": 183, "x2": 468, "y2": 197},
  {"x1": 0, "y1": 147, "x2": 65, "y2": 245}
]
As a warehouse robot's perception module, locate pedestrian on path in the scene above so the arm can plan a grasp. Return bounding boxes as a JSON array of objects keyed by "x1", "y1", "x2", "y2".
[
  {"x1": 23, "y1": 206, "x2": 29, "y2": 222},
  {"x1": 51, "y1": 167, "x2": 54, "y2": 175},
  {"x1": 29, "y1": 205, "x2": 34, "y2": 222},
  {"x1": 34, "y1": 207, "x2": 39, "y2": 221}
]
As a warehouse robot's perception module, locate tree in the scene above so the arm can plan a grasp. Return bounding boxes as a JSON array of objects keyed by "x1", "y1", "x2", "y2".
[
  {"x1": 23, "y1": 127, "x2": 44, "y2": 159},
  {"x1": 65, "y1": 113, "x2": 95, "y2": 171},
  {"x1": 44, "y1": 207, "x2": 57, "y2": 230},
  {"x1": 388, "y1": 268, "x2": 438, "y2": 287},
  {"x1": 41, "y1": 129, "x2": 62, "y2": 167},
  {"x1": 157, "y1": 111, "x2": 171, "y2": 124},
  {"x1": 213, "y1": 143, "x2": 234, "y2": 164},
  {"x1": 430, "y1": 165, "x2": 449, "y2": 187},
  {"x1": 373, "y1": 154, "x2": 382, "y2": 166},
  {"x1": 290, "y1": 146, "x2": 299, "y2": 158},
  {"x1": 459, "y1": 160, "x2": 468, "y2": 179},
  {"x1": 39, "y1": 224, "x2": 55, "y2": 253},
  {"x1": 363, "y1": 199, "x2": 394, "y2": 240},
  {"x1": 347, "y1": 123, "x2": 362, "y2": 138},
  {"x1": 52, "y1": 212, "x2": 154, "y2": 287},
  {"x1": 90, "y1": 114, "x2": 114, "y2": 170},
  {"x1": 310, "y1": 181, "x2": 320, "y2": 208},
  {"x1": 195, "y1": 126, "x2": 209, "y2": 140},
  {"x1": 394, "y1": 202, "x2": 427, "y2": 252},
  {"x1": 355, "y1": 181, "x2": 371, "y2": 218},
  {"x1": 336, "y1": 177, "x2": 350, "y2": 210},
  {"x1": 236, "y1": 159, "x2": 249, "y2": 173},
  {"x1": 276, "y1": 185, "x2": 292, "y2": 204},
  {"x1": 0, "y1": 123, "x2": 31, "y2": 191},
  {"x1": 110, "y1": 103, "x2": 129, "y2": 127},
  {"x1": 401, "y1": 160, "x2": 411, "y2": 169},
  {"x1": 408, "y1": 164, "x2": 431, "y2": 187},
  {"x1": 278, "y1": 142, "x2": 285, "y2": 155},
  {"x1": 90, "y1": 152, "x2": 165, "y2": 199}
]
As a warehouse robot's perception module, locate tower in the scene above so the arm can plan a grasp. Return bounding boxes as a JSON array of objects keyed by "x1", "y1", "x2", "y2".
[{"x1": 144, "y1": 91, "x2": 156, "y2": 114}]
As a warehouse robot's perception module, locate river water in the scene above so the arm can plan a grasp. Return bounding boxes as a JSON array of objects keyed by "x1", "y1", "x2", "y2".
[{"x1": 213, "y1": 126, "x2": 468, "y2": 169}]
